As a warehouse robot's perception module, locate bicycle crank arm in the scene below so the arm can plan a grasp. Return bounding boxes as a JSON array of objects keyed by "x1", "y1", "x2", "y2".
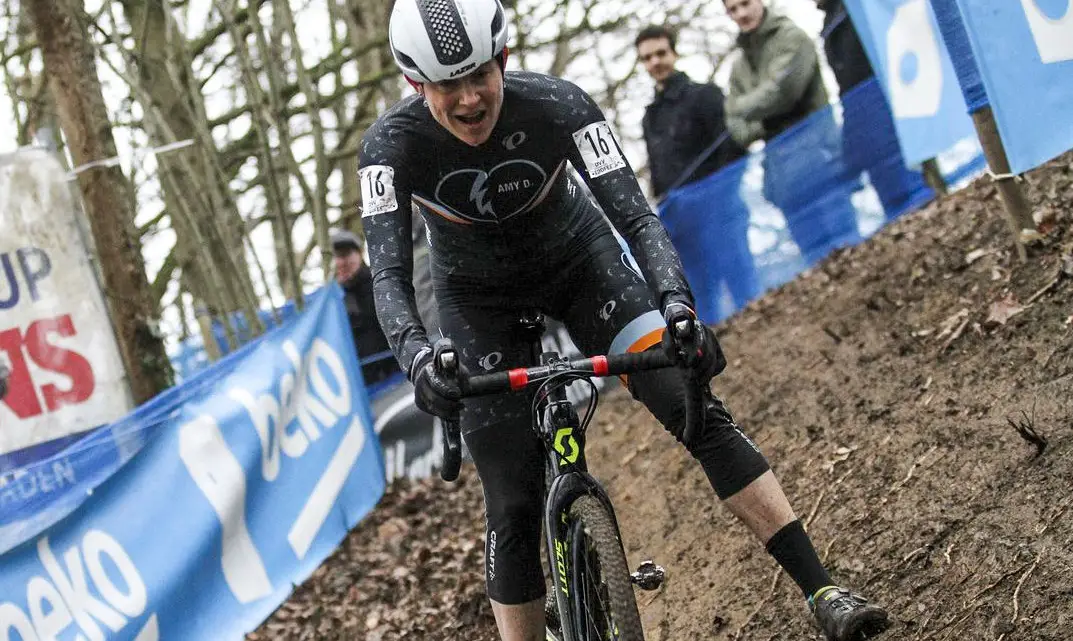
[{"x1": 630, "y1": 560, "x2": 665, "y2": 591}]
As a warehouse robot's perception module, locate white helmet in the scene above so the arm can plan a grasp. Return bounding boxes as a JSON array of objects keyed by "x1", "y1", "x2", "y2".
[{"x1": 389, "y1": 0, "x2": 509, "y2": 84}]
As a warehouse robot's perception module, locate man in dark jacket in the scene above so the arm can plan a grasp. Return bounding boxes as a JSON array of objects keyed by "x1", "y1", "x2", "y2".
[
  {"x1": 638, "y1": 25, "x2": 747, "y2": 199},
  {"x1": 637, "y1": 25, "x2": 759, "y2": 318},
  {"x1": 818, "y1": 0, "x2": 932, "y2": 220},
  {"x1": 331, "y1": 229, "x2": 401, "y2": 387}
]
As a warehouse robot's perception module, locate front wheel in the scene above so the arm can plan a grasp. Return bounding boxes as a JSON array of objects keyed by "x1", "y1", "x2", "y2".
[{"x1": 569, "y1": 495, "x2": 645, "y2": 641}]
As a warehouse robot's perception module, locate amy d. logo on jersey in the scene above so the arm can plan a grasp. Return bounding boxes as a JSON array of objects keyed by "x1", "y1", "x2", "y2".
[{"x1": 435, "y1": 160, "x2": 548, "y2": 223}]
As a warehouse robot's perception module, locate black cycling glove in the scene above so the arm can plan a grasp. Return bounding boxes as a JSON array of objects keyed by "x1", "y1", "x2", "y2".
[
  {"x1": 661, "y1": 297, "x2": 727, "y2": 381},
  {"x1": 411, "y1": 351, "x2": 464, "y2": 420}
]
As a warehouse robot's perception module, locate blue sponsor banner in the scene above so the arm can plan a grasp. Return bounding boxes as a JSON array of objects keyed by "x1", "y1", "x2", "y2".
[
  {"x1": 0, "y1": 283, "x2": 386, "y2": 640},
  {"x1": 842, "y1": 0, "x2": 977, "y2": 163},
  {"x1": 950, "y1": 0, "x2": 1073, "y2": 173}
]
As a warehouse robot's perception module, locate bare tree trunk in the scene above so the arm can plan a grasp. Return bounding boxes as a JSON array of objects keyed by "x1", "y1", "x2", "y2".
[
  {"x1": 26, "y1": 0, "x2": 172, "y2": 403},
  {"x1": 117, "y1": 0, "x2": 258, "y2": 317},
  {"x1": 276, "y1": 0, "x2": 332, "y2": 279},
  {"x1": 4, "y1": 8, "x2": 61, "y2": 149},
  {"x1": 214, "y1": 0, "x2": 304, "y2": 306}
]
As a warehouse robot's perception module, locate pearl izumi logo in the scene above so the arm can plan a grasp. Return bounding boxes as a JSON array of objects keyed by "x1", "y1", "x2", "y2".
[
  {"x1": 435, "y1": 160, "x2": 547, "y2": 223},
  {"x1": 503, "y1": 131, "x2": 527, "y2": 150},
  {"x1": 478, "y1": 351, "x2": 503, "y2": 371}
]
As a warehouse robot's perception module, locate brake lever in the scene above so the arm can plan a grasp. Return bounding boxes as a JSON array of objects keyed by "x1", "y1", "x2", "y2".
[
  {"x1": 671, "y1": 317, "x2": 704, "y2": 446},
  {"x1": 433, "y1": 339, "x2": 463, "y2": 482}
]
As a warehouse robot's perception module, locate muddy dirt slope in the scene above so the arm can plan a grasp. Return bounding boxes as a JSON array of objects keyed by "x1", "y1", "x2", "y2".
[{"x1": 252, "y1": 152, "x2": 1073, "y2": 641}]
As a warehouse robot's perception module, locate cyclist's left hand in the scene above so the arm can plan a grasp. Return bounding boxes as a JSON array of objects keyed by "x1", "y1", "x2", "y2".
[{"x1": 661, "y1": 301, "x2": 726, "y2": 381}]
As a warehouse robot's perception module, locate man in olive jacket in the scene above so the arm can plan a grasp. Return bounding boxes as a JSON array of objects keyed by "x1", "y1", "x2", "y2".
[{"x1": 723, "y1": 0, "x2": 861, "y2": 266}]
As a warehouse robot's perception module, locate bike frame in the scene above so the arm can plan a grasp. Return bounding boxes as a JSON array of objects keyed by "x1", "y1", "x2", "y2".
[
  {"x1": 434, "y1": 310, "x2": 702, "y2": 641},
  {"x1": 531, "y1": 349, "x2": 624, "y2": 641}
]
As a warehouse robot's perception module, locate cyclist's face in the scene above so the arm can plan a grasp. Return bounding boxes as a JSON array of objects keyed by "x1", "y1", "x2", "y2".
[
  {"x1": 420, "y1": 60, "x2": 504, "y2": 147},
  {"x1": 724, "y1": 0, "x2": 765, "y2": 33},
  {"x1": 637, "y1": 37, "x2": 678, "y2": 86}
]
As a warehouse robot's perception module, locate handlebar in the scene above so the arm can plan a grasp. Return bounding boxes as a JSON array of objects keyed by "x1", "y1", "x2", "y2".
[
  {"x1": 455, "y1": 349, "x2": 673, "y2": 397},
  {"x1": 434, "y1": 325, "x2": 706, "y2": 482}
]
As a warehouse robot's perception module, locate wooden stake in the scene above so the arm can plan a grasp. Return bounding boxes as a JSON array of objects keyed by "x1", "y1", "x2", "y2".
[{"x1": 971, "y1": 107, "x2": 1038, "y2": 262}]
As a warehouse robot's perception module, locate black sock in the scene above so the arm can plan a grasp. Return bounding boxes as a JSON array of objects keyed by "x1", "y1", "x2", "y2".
[{"x1": 764, "y1": 520, "x2": 833, "y2": 599}]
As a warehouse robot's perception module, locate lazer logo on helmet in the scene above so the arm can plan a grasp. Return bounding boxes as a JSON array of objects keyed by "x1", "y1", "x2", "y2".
[{"x1": 449, "y1": 62, "x2": 477, "y2": 78}]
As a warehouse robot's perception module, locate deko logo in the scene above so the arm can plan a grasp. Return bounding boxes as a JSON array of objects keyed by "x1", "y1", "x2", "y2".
[
  {"x1": 1020, "y1": 0, "x2": 1073, "y2": 63},
  {"x1": 886, "y1": 0, "x2": 944, "y2": 119}
]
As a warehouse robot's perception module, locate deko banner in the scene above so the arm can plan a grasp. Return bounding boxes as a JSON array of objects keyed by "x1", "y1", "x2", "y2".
[
  {"x1": 842, "y1": 0, "x2": 977, "y2": 164},
  {"x1": 0, "y1": 149, "x2": 131, "y2": 455},
  {"x1": 0, "y1": 284, "x2": 386, "y2": 640},
  {"x1": 950, "y1": 0, "x2": 1073, "y2": 173}
]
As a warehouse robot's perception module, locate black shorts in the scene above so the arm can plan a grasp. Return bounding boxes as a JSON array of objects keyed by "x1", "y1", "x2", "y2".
[{"x1": 438, "y1": 230, "x2": 770, "y2": 604}]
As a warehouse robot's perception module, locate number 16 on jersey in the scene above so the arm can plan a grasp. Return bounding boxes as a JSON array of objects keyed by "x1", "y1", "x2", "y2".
[
  {"x1": 572, "y1": 121, "x2": 627, "y2": 179},
  {"x1": 359, "y1": 165, "x2": 399, "y2": 216}
]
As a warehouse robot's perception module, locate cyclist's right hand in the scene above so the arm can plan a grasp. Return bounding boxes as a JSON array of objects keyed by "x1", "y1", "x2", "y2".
[{"x1": 411, "y1": 351, "x2": 464, "y2": 420}]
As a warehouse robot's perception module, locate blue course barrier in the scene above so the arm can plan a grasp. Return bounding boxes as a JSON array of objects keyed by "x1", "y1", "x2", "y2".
[
  {"x1": 659, "y1": 76, "x2": 983, "y2": 325},
  {"x1": 941, "y1": 0, "x2": 1073, "y2": 173},
  {"x1": 169, "y1": 301, "x2": 300, "y2": 382},
  {"x1": 0, "y1": 284, "x2": 386, "y2": 640},
  {"x1": 842, "y1": 0, "x2": 977, "y2": 164}
]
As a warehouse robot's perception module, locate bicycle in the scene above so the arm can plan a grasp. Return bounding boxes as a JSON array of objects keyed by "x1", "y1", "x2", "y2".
[{"x1": 433, "y1": 310, "x2": 706, "y2": 641}]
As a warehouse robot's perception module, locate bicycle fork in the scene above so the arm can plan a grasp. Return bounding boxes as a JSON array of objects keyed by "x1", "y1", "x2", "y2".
[{"x1": 540, "y1": 400, "x2": 665, "y2": 641}]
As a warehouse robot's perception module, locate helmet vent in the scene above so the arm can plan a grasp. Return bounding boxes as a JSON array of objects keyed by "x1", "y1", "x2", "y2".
[{"x1": 418, "y1": 0, "x2": 473, "y2": 65}]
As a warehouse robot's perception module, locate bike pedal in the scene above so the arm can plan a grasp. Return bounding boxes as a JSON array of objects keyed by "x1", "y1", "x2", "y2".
[{"x1": 630, "y1": 560, "x2": 665, "y2": 591}]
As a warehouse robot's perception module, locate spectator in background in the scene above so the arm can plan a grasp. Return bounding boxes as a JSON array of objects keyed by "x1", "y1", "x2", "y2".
[
  {"x1": 331, "y1": 229, "x2": 402, "y2": 387},
  {"x1": 636, "y1": 25, "x2": 759, "y2": 321},
  {"x1": 817, "y1": 0, "x2": 932, "y2": 220},
  {"x1": 723, "y1": 0, "x2": 862, "y2": 266}
]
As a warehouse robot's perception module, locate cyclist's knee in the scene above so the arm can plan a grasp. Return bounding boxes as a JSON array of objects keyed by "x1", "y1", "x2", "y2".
[
  {"x1": 626, "y1": 366, "x2": 690, "y2": 429},
  {"x1": 631, "y1": 370, "x2": 771, "y2": 499},
  {"x1": 487, "y1": 492, "x2": 543, "y2": 532},
  {"x1": 689, "y1": 395, "x2": 770, "y2": 499}
]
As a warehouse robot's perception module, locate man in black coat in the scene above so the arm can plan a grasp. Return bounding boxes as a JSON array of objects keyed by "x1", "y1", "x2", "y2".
[
  {"x1": 818, "y1": 0, "x2": 932, "y2": 220},
  {"x1": 331, "y1": 229, "x2": 401, "y2": 387},
  {"x1": 637, "y1": 24, "x2": 759, "y2": 318},
  {"x1": 638, "y1": 25, "x2": 747, "y2": 200}
]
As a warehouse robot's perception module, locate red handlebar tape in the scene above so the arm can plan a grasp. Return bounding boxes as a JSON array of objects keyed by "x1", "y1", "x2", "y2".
[
  {"x1": 508, "y1": 368, "x2": 529, "y2": 390},
  {"x1": 591, "y1": 356, "x2": 609, "y2": 376}
]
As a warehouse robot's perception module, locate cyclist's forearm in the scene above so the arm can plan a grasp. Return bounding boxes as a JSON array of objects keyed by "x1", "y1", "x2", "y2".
[
  {"x1": 594, "y1": 179, "x2": 694, "y2": 308},
  {"x1": 365, "y1": 213, "x2": 429, "y2": 376},
  {"x1": 372, "y1": 267, "x2": 430, "y2": 376},
  {"x1": 623, "y1": 216, "x2": 695, "y2": 308}
]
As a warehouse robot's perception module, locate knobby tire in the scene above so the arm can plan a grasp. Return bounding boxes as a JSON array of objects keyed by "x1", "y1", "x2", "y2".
[{"x1": 569, "y1": 495, "x2": 644, "y2": 641}]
